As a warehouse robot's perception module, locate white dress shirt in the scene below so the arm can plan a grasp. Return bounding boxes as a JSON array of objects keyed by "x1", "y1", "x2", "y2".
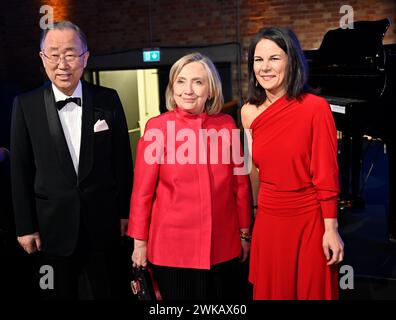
[{"x1": 52, "y1": 81, "x2": 83, "y2": 175}]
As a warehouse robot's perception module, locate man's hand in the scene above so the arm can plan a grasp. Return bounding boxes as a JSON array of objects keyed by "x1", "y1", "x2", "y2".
[
  {"x1": 17, "y1": 232, "x2": 41, "y2": 254},
  {"x1": 120, "y1": 218, "x2": 128, "y2": 236}
]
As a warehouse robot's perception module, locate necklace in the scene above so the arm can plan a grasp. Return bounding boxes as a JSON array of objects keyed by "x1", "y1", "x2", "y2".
[{"x1": 260, "y1": 97, "x2": 272, "y2": 110}]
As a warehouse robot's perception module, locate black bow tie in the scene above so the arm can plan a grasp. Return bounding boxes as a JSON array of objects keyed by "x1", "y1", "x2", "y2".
[{"x1": 56, "y1": 97, "x2": 82, "y2": 110}]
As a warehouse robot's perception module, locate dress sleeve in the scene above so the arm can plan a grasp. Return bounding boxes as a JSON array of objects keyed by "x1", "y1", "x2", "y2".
[
  {"x1": 310, "y1": 101, "x2": 340, "y2": 219},
  {"x1": 126, "y1": 118, "x2": 163, "y2": 240}
]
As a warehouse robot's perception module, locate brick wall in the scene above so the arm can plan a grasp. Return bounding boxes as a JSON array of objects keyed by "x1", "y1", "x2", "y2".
[
  {"x1": 238, "y1": 0, "x2": 396, "y2": 97},
  {"x1": 1, "y1": 0, "x2": 44, "y2": 88},
  {"x1": 1, "y1": 0, "x2": 395, "y2": 98}
]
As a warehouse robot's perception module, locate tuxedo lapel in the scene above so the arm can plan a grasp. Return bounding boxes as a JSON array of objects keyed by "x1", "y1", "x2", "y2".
[
  {"x1": 43, "y1": 84, "x2": 77, "y2": 184},
  {"x1": 78, "y1": 81, "x2": 94, "y2": 184}
]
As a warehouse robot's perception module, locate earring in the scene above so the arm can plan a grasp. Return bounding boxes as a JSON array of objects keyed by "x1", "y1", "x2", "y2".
[{"x1": 255, "y1": 80, "x2": 258, "y2": 87}]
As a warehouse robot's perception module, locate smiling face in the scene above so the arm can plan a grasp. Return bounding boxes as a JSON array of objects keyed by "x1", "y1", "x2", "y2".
[
  {"x1": 172, "y1": 61, "x2": 210, "y2": 114},
  {"x1": 40, "y1": 28, "x2": 89, "y2": 96},
  {"x1": 253, "y1": 38, "x2": 288, "y2": 99}
]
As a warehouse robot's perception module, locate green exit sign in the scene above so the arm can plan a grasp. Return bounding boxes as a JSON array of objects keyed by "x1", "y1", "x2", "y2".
[{"x1": 143, "y1": 49, "x2": 160, "y2": 62}]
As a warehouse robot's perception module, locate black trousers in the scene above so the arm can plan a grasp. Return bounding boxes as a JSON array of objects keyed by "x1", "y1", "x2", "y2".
[
  {"x1": 151, "y1": 258, "x2": 243, "y2": 300},
  {"x1": 37, "y1": 223, "x2": 122, "y2": 300}
]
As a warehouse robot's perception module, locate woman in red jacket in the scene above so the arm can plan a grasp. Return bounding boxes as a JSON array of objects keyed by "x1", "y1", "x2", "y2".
[
  {"x1": 127, "y1": 52, "x2": 252, "y2": 300},
  {"x1": 241, "y1": 27, "x2": 344, "y2": 300}
]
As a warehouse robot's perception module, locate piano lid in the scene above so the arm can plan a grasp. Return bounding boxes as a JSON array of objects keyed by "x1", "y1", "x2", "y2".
[
  {"x1": 317, "y1": 18, "x2": 390, "y2": 67},
  {"x1": 308, "y1": 18, "x2": 391, "y2": 100}
]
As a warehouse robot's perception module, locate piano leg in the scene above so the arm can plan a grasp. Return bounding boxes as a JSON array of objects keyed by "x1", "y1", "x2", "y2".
[
  {"x1": 338, "y1": 132, "x2": 365, "y2": 208},
  {"x1": 351, "y1": 135, "x2": 365, "y2": 208},
  {"x1": 386, "y1": 139, "x2": 396, "y2": 242},
  {"x1": 340, "y1": 131, "x2": 351, "y2": 204}
]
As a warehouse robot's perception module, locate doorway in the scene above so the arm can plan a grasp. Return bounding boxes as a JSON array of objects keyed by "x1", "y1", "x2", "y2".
[{"x1": 91, "y1": 69, "x2": 161, "y2": 163}]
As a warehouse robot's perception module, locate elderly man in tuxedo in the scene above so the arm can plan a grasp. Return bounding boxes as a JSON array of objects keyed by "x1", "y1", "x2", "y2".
[{"x1": 10, "y1": 21, "x2": 133, "y2": 299}]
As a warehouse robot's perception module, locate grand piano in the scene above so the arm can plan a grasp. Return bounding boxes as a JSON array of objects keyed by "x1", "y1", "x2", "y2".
[{"x1": 305, "y1": 18, "x2": 396, "y2": 239}]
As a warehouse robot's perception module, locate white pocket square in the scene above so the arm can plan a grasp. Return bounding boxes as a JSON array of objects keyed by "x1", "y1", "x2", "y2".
[{"x1": 94, "y1": 119, "x2": 109, "y2": 132}]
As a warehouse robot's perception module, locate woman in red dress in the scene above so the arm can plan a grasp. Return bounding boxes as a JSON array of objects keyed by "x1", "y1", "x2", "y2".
[
  {"x1": 241, "y1": 27, "x2": 344, "y2": 300},
  {"x1": 128, "y1": 53, "x2": 252, "y2": 300}
]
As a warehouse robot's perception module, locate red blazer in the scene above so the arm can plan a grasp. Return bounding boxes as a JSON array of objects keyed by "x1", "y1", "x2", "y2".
[{"x1": 127, "y1": 108, "x2": 251, "y2": 269}]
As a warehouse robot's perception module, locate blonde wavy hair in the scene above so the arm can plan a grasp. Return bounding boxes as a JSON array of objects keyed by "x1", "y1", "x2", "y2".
[{"x1": 165, "y1": 52, "x2": 224, "y2": 115}]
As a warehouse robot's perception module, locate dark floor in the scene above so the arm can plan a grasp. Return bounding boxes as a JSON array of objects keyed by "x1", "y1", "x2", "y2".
[{"x1": 338, "y1": 139, "x2": 396, "y2": 300}]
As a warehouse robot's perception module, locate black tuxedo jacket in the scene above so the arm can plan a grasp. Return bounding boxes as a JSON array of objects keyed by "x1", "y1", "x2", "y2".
[{"x1": 10, "y1": 81, "x2": 133, "y2": 256}]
